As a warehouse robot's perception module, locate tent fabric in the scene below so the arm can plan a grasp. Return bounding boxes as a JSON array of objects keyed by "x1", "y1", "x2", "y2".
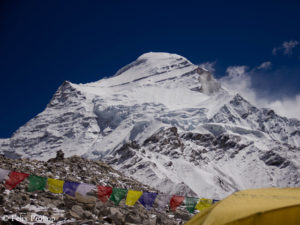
[
  {"x1": 27, "y1": 175, "x2": 47, "y2": 192},
  {"x1": 186, "y1": 188, "x2": 300, "y2": 225},
  {"x1": 47, "y1": 178, "x2": 64, "y2": 194},
  {"x1": 0, "y1": 168, "x2": 10, "y2": 183},
  {"x1": 126, "y1": 190, "x2": 143, "y2": 206},
  {"x1": 5, "y1": 171, "x2": 29, "y2": 190},
  {"x1": 139, "y1": 192, "x2": 158, "y2": 210},
  {"x1": 63, "y1": 181, "x2": 80, "y2": 197},
  {"x1": 97, "y1": 186, "x2": 113, "y2": 203}
]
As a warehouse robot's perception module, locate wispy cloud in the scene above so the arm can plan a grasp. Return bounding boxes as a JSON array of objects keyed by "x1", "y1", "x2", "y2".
[
  {"x1": 257, "y1": 61, "x2": 272, "y2": 70},
  {"x1": 268, "y1": 96, "x2": 300, "y2": 120},
  {"x1": 272, "y1": 40, "x2": 299, "y2": 55},
  {"x1": 283, "y1": 40, "x2": 299, "y2": 55},
  {"x1": 221, "y1": 65, "x2": 256, "y2": 104},
  {"x1": 220, "y1": 65, "x2": 300, "y2": 120},
  {"x1": 198, "y1": 61, "x2": 216, "y2": 73}
]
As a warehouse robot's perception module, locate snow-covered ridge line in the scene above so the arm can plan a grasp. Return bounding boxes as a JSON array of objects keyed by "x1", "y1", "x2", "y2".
[{"x1": 1, "y1": 52, "x2": 300, "y2": 199}]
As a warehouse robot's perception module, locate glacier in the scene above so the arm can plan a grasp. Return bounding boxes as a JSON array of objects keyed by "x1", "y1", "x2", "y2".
[{"x1": 1, "y1": 52, "x2": 300, "y2": 199}]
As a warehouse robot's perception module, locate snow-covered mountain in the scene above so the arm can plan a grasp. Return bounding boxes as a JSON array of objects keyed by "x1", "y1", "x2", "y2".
[{"x1": 1, "y1": 52, "x2": 300, "y2": 199}]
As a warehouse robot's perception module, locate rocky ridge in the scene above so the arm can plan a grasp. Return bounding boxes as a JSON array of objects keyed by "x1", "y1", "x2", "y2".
[{"x1": 0, "y1": 153, "x2": 192, "y2": 225}]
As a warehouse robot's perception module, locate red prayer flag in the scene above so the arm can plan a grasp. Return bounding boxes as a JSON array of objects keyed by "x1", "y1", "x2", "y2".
[
  {"x1": 170, "y1": 195, "x2": 185, "y2": 211},
  {"x1": 97, "y1": 186, "x2": 113, "y2": 203},
  {"x1": 5, "y1": 171, "x2": 29, "y2": 190}
]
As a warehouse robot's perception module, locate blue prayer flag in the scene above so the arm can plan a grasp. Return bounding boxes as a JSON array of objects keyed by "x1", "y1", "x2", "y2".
[
  {"x1": 63, "y1": 181, "x2": 80, "y2": 197},
  {"x1": 138, "y1": 192, "x2": 157, "y2": 210},
  {"x1": 212, "y1": 199, "x2": 219, "y2": 204}
]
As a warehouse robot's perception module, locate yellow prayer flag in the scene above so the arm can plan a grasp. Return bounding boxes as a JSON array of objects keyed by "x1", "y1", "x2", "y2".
[
  {"x1": 125, "y1": 190, "x2": 143, "y2": 206},
  {"x1": 195, "y1": 198, "x2": 212, "y2": 211},
  {"x1": 47, "y1": 178, "x2": 64, "y2": 194}
]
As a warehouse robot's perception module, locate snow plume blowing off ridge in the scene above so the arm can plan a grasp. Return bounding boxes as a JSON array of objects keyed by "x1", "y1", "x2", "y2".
[{"x1": 220, "y1": 65, "x2": 300, "y2": 120}]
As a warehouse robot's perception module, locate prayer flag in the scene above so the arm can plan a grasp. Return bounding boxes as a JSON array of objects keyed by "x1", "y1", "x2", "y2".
[
  {"x1": 5, "y1": 171, "x2": 29, "y2": 190},
  {"x1": 138, "y1": 192, "x2": 157, "y2": 210},
  {"x1": 195, "y1": 198, "x2": 213, "y2": 211},
  {"x1": 156, "y1": 194, "x2": 171, "y2": 210},
  {"x1": 47, "y1": 178, "x2": 64, "y2": 194},
  {"x1": 63, "y1": 181, "x2": 80, "y2": 197},
  {"x1": 27, "y1": 175, "x2": 47, "y2": 192},
  {"x1": 109, "y1": 188, "x2": 128, "y2": 206},
  {"x1": 212, "y1": 199, "x2": 219, "y2": 204},
  {"x1": 185, "y1": 197, "x2": 198, "y2": 213},
  {"x1": 125, "y1": 190, "x2": 143, "y2": 206},
  {"x1": 76, "y1": 183, "x2": 95, "y2": 196},
  {"x1": 97, "y1": 186, "x2": 113, "y2": 203},
  {"x1": 170, "y1": 195, "x2": 184, "y2": 211},
  {"x1": 0, "y1": 168, "x2": 10, "y2": 182}
]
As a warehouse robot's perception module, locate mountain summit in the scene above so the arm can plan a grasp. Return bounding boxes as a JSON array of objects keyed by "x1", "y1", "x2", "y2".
[
  {"x1": 92, "y1": 52, "x2": 221, "y2": 95},
  {"x1": 113, "y1": 52, "x2": 193, "y2": 82},
  {"x1": 1, "y1": 52, "x2": 300, "y2": 199}
]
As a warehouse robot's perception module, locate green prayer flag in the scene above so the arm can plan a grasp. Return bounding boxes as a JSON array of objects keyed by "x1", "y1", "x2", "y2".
[
  {"x1": 27, "y1": 175, "x2": 47, "y2": 192},
  {"x1": 186, "y1": 197, "x2": 198, "y2": 213},
  {"x1": 109, "y1": 188, "x2": 128, "y2": 205}
]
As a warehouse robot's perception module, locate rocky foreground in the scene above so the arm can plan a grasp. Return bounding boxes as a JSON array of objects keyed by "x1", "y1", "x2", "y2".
[{"x1": 0, "y1": 153, "x2": 192, "y2": 225}]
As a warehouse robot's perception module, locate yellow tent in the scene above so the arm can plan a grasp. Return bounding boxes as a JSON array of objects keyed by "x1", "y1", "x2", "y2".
[{"x1": 186, "y1": 188, "x2": 300, "y2": 225}]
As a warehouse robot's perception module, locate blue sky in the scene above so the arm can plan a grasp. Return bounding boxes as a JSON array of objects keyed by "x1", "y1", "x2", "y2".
[{"x1": 0, "y1": 0, "x2": 300, "y2": 137}]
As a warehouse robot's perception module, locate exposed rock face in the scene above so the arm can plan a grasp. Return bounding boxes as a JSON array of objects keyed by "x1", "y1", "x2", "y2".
[
  {"x1": 0, "y1": 52, "x2": 300, "y2": 200},
  {"x1": 47, "y1": 150, "x2": 65, "y2": 163},
  {"x1": 105, "y1": 127, "x2": 300, "y2": 198},
  {"x1": 0, "y1": 155, "x2": 191, "y2": 224}
]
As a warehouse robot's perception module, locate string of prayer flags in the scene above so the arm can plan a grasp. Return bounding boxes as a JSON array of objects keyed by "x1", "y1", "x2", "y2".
[
  {"x1": 185, "y1": 197, "x2": 199, "y2": 213},
  {"x1": 156, "y1": 194, "x2": 171, "y2": 210},
  {"x1": 27, "y1": 175, "x2": 47, "y2": 192},
  {"x1": 63, "y1": 181, "x2": 80, "y2": 197},
  {"x1": 109, "y1": 188, "x2": 128, "y2": 206},
  {"x1": 0, "y1": 168, "x2": 10, "y2": 182},
  {"x1": 76, "y1": 183, "x2": 95, "y2": 196},
  {"x1": 170, "y1": 195, "x2": 185, "y2": 211},
  {"x1": 5, "y1": 171, "x2": 29, "y2": 190},
  {"x1": 125, "y1": 190, "x2": 143, "y2": 206},
  {"x1": 0, "y1": 168, "x2": 218, "y2": 212},
  {"x1": 97, "y1": 186, "x2": 113, "y2": 203},
  {"x1": 195, "y1": 198, "x2": 213, "y2": 211},
  {"x1": 138, "y1": 192, "x2": 157, "y2": 210},
  {"x1": 47, "y1": 178, "x2": 64, "y2": 194}
]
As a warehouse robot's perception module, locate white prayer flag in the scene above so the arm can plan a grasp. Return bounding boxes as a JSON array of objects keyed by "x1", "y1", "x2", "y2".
[
  {"x1": 76, "y1": 183, "x2": 95, "y2": 196},
  {"x1": 156, "y1": 194, "x2": 171, "y2": 210},
  {"x1": 0, "y1": 168, "x2": 10, "y2": 182}
]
